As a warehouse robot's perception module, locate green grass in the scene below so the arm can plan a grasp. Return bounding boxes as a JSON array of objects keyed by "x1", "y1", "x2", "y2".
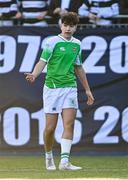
[{"x1": 0, "y1": 156, "x2": 127, "y2": 179}]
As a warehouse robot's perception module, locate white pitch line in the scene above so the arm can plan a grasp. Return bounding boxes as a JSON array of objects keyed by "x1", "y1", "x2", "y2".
[{"x1": 0, "y1": 178, "x2": 127, "y2": 180}]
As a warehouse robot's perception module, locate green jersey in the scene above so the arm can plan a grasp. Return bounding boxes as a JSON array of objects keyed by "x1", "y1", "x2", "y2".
[{"x1": 40, "y1": 34, "x2": 82, "y2": 88}]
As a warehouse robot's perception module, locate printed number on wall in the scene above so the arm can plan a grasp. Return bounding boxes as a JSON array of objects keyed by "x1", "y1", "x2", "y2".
[{"x1": 0, "y1": 35, "x2": 128, "y2": 74}]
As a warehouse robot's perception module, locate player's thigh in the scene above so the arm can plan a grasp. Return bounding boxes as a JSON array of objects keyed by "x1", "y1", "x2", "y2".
[
  {"x1": 45, "y1": 113, "x2": 58, "y2": 130},
  {"x1": 61, "y1": 108, "x2": 77, "y2": 128}
]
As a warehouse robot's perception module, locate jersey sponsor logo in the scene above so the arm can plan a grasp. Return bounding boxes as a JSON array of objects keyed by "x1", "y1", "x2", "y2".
[{"x1": 60, "y1": 47, "x2": 66, "y2": 51}]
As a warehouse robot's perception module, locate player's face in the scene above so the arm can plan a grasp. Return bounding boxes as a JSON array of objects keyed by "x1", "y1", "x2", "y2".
[{"x1": 60, "y1": 23, "x2": 77, "y2": 40}]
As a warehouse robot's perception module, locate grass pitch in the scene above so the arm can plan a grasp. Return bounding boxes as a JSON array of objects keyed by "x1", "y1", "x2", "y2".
[{"x1": 0, "y1": 156, "x2": 127, "y2": 179}]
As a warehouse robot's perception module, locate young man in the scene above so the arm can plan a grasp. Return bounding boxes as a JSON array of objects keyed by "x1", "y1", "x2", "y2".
[{"x1": 25, "y1": 12, "x2": 94, "y2": 171}]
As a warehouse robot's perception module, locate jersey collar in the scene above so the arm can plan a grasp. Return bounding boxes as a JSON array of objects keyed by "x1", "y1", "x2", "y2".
[{"x1": 58, "y1": 34, "x2": 74, "y2": 42}]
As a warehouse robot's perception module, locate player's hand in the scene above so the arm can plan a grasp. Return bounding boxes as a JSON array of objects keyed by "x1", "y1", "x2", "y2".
[
  {"x1": 37, "y1": 15, "x2": 44, "y2": 20},
  {"x1": 24, "y1": 73, "x2": 36, "y2": 83},
  {"x1": 60, "y1": 9, "x2": 68, "y2": 16},
  {"x1": 86, "y1": 90, "x2": 94, "y2": 105},
  {"x1": 15, "y1": 12, "x2": 22, "y2": 19},
  {"x1": 89, "y1": 13, "x2": 97, "y2": 21},
  {"x1": 53, "y1": 7, "x2": 61, "y2": 14}
]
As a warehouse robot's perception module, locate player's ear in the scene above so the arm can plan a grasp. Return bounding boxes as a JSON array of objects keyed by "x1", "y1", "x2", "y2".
[{"x1": 74, "y1": 25, "x2": 77, "y2": 32}]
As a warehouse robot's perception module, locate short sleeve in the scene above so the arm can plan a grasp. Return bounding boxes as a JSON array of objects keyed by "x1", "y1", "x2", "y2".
[
  {"x1": 74, "y1": 43, "x2": 82, "y2": 66},
  {"x1": 40, "y1": 39, "x2": 54, "y2": 62}
]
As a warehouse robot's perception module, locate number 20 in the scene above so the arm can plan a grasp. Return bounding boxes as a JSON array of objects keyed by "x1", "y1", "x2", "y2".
[
  {"x1": 81, "y1": 36, "x2": 128, "y2": 74},
  {"x1": 93, "y1": 106, "x2": 128, "y2": 144}
]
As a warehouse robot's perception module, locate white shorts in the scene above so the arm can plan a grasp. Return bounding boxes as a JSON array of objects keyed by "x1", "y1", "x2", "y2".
[{"x1": 43, "y1": 86, "x2": 78, "y2": 113}]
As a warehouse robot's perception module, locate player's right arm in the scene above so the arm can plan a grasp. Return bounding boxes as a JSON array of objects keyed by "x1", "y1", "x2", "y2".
[
  {"x1": 25, "y1": 60, "x2": 46, "y2": 83},
  {"x1": 25, "y1": 37, "x2": 55, "y2": 83}
]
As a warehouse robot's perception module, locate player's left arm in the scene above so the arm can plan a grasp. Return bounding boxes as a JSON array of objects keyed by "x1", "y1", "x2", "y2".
[{"x1": 75, "y1": 65, "x2": 94, "y2": 105}]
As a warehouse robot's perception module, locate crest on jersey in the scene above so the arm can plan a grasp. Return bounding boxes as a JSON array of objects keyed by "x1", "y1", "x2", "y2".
[{"x1": 73, "y1": 47, "x2": 77, "y2": 52}]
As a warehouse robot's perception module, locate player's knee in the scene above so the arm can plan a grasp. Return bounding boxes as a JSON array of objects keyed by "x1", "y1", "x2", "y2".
[
  {"x1": 64, "y1": 122, "x2": 74, "y2": 131},
  {"x1": 45, "y1": 126, "x2": 55, "y2": 135}
]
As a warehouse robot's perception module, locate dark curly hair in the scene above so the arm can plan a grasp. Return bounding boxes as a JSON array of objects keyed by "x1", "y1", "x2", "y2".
[{"x1": 61, "y1": 12, "x2": 79, "y2": 25}]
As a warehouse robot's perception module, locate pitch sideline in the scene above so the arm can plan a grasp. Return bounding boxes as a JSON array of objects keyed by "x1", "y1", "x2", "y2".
[{"x1": 1, "y1": 178, "x2": 126, "y2": 180}]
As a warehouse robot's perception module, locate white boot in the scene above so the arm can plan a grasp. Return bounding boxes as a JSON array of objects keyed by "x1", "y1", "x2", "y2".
[
  {"x1": 59, "y1": 162, "x2": 82, "y2": 170},
  {"x1": 46, "y1": 158, "x2": 56, "y2": 171}
]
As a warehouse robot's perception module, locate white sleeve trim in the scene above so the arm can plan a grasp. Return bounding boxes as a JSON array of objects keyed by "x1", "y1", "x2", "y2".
[
  {"x1": 74, "y1": 62, "x2": 82, "y2": 66},
  {"x1": 40, "y1": 57, "x2": 47, "y2": 62}
]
